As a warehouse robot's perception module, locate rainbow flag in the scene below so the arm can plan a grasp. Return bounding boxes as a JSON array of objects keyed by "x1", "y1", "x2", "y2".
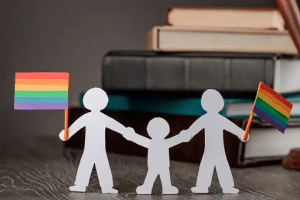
[
  {"x1": 14, "y1": 72, "x2": 69, "y2": 110},
  {"x1": 253, "y1": 82, "x2": 293, "y2": 133}
]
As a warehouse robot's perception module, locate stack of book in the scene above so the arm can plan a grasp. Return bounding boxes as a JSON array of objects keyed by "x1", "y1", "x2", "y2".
[
  {"x1": 147, "y1": 7, "x2": 298, "y2": 54},
  {"x1": 73, "y1": 2, "x2": 300, "y2": 167},
  {"x1": 144, "y1": 3, "x2": 300, "y2": 166}
]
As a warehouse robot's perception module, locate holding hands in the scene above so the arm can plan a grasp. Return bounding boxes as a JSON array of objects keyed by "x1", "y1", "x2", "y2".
[
  {"x1": 122, "y1": 127, "x2": 192, "y2": 143},
  {"x1": 178, "y1": 129, "x2": 192, "y2": 142},
  {"x1": 122, "y1": 127, "x2": 136, "y2": 141}
]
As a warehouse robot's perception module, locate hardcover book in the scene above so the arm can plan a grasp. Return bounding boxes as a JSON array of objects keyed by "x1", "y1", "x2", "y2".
[
  {"x1": 238, "y1": 118, "x2": 300, "y2": 167},
  {"x1": 103, "y1": 51, "x2": 275, "y2": 94},
  {"x1": 275, "y1": 0, "x2": 300, "y2": 53},
  {"x1": 225, "y1": 94, "x2": 300, "y2": 118},
  {"x1": 165, "y1": 7, "x2": 285, "y2": 30},
  {"x1": 146, "y1": 26, "x2": 298, "y2": 54}
]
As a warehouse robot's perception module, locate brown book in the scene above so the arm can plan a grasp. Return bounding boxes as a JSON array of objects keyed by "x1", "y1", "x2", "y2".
[
  {"x1": 275, "y1": 0, "x2": 300, "y2": 54},
  {"x1": 146, "y1": 26, "x2": 298, "y2": 54},
  {"x1": 165, "y1": 7, "x2": 285, "y2": 30}
]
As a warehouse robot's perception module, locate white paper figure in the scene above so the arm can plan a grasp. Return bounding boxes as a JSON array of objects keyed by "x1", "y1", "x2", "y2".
[
  {"x1": 123, "y1": 117, "x2": 190, "y2": 194},
  {"x1": 180, "y1": 89, "x2": 249, "y2": 194},
  {"x1": 59, "y1": 87, "x2": 126, "y2": 193}
]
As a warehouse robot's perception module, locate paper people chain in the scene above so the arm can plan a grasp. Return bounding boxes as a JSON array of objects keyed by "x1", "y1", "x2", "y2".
[
  {"x1": 59, "y1": 87, "x2": 249, "y2": 194},
  {"x1": 13, "y1": 73, "x2": 293, "y2": 195}
]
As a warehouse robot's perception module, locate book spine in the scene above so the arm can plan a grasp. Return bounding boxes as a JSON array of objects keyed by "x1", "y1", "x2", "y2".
[
  {"x1": 164, "y1": 7, "x2": 172, "y2": 25},
  {"x1": 146, "y1": 27, "x2": 159, "y2": 51},
  {"x1": 103, "y1": 54, "x2": 275, "y2": 93},
  {"x1": 146, "y1": 26, "x2": 297, "y2": 54},
  {"x1": 164, "y1": 7, "x2": 284, "y2": 30}
]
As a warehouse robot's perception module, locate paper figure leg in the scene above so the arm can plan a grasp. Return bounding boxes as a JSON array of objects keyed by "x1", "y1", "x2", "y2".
[
  {"x1": 160, "y1": 168, "x2": 178, "y2": 194},
  {"x1": 192, "y1": 154, "x2": 214, "y2": 193},
  {"x1": 94, "y1": 155, "x2": 117, "y2": 193},
  {"x1": 136, "y1": 168, "x2": 158, "y2": 194},
  {"x1": 71, "y1": 153, "x2": 94, "y2": 192},
  {"x1": 215, "y1": 157, "x2": 239, "y2": 193}
]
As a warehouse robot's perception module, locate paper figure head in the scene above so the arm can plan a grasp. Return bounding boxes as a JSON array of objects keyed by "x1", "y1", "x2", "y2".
[
  {"x1": 201, "y1": 89, "x2": 224, "y2": 113},
  {"x1": 147, "y1": 117, "x2": 170, "y2": 139},
  {"x1": 83, "y1": 87, "x2": 108, "y2": 111}
]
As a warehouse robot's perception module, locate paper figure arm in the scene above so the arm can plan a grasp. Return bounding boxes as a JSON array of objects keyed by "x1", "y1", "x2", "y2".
[
  {"x1": 165, "y1": 131, "x2": 191, "y2": 148},
  {"x1": 123, "y1": 127, "x2": 151, "y2": 148},
  {"x1": 187, "y1": 115, "x2": 206, "y2": 138},
  {"x1": 59, "y1": 114, "x2": 88, "y2": 141},
  {"x1": 223, "y1": 117, "x2": 249, "y2": 142},
  {"x1": 106, "y1": 116, "x2": 126, "y2": 135}
]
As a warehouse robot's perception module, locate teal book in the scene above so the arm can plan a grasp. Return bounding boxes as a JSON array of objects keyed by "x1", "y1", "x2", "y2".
[
  {"x1": 225, "y1": 93, "x2": 300, "y2": 118},
  {"x1": 106, "y1": 95, "x2": 210, "y2": 117},
  {"x1": 80, "y1": 93, "x2": 300, "y2": 118}
]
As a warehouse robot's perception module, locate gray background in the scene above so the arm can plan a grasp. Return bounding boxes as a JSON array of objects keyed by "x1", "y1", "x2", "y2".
[{"x1": 0, "y1": 0, "x2": 291, "y2": 138}]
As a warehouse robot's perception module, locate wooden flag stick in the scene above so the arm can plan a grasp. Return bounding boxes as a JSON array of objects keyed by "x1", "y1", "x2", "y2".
[
  {"x1": 242, "y1": 109, "x2": 254, "y2": 141},
  {"x1": 64, "y1": 108, "x2": 69, "y2": 141},
  {"x1": 242, "y1": 82, "x2": 263, "y2": 141}
]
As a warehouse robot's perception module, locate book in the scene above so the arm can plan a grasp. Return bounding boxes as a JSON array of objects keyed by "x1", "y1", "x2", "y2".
[
  {"x1": 146, "y1": 26, "x2": 298, "y2": 54},
  {"x1": 238, "y1": 118, "x2": 300, "y2": 167},
  {"x1": 92, "y1": 93, "x2": 300, "y2": 119},
  {"x1": 275, "y1": 0, "x2": 300, "y2": 53},
  {"x1": 274, "y1": 58, "x2": 300, "y2": 94},
  {"x1": 226, "y1": 93, "x2": 300, "y2": 119},
  {"x1": 165, "y1": 7, "x2": 285, "y2": 31},
  {"x1": 103, "y1": 50, "x2": 275, "y2": 94},
  {"x1": 103, "y1": 51, "x2": 300, "y2": 95}
]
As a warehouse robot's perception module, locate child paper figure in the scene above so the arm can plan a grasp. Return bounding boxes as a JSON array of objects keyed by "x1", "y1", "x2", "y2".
[
  {"x1": 59, "y1": 87, "x2": 126, "y2": 193},
  {"x1": 123, "y1": 117, "x2": 190, "y2": 194},
  {"x1": 180, "y1": 89, "x2": 248, "y2": 194}
]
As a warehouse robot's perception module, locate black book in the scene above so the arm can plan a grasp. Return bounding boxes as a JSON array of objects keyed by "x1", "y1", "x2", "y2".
[{"x1": 102, "y1": 51, "x2": 276, "y2": 97}]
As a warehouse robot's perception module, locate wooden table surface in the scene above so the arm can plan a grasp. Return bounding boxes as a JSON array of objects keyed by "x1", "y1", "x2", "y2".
[{"x1": 0, "y1": 137, "x2": 300, "y2": 200}]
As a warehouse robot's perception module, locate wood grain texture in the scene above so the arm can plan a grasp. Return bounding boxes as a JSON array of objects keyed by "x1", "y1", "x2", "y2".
[{"x1": 0, "y1": 137, "x2": 300, "y2": 199}]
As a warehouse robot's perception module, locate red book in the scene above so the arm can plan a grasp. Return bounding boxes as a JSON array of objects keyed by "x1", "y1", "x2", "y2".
[{"x1": 275, "y1": 0, "x2": 300, "y2": 54}]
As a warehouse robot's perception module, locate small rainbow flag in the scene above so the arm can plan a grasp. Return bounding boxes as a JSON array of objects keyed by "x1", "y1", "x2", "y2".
[
  {"x1": 253, "y1": 82, "x2": 292, "y2": 133},
  {"x1": 242, "y1": 82, "x2": 293, "y2": 141},
  {"x1": 14, "y1": 72, "x2": 69, "y2": 110}
]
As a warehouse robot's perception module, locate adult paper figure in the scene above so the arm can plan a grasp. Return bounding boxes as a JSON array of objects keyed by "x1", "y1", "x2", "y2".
[
  {"x1": 181, "y1": 89, "x2": 248, "y2": 194},
  {"x1": 59, "y1": 87, "x2": 126, "y2": 193},
  {"x1": 123, "y1": 117, "x2": 190, "y2": 194}
]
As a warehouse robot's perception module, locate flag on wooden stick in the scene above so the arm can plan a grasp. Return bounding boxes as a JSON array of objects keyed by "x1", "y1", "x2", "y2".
[
  {"x1": 14, "y1": 72, "x2": 70, "y2": 140},
  {"x1": 242, "y1": 82, "x2": 293, "y2": 141},
  {"x1": 253, "y1": 82, "x2": 292, "y2": 133}
]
